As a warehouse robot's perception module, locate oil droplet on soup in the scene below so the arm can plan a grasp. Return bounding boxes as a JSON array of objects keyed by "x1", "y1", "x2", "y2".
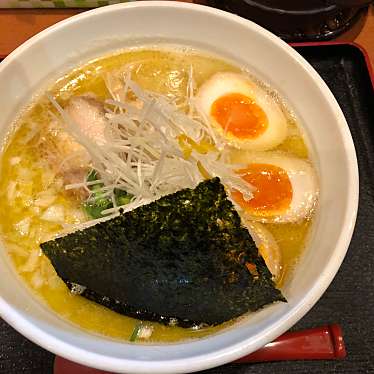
[{"x1": 0, "y1": 48, "x2": 314, "y2": 343}]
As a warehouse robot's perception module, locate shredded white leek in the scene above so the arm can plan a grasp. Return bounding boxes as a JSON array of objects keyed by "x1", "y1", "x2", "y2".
[{"x1": 48, "y1": 68, "x2": 254, "y2": 227}]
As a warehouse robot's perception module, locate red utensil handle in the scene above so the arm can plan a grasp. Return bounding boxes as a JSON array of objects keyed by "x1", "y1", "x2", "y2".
[
  {"x1": 54, "y1": 357, "x2": 110, "y2": 374},
  {"x1": 234, "y1": 324, "x2": 346, "y2": 363},
  {"x1": 54, "y1": 324, "x2": 346, "y2": 373}
]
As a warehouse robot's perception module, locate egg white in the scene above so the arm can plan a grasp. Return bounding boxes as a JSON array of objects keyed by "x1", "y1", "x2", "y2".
[
  {"x1": 196, "y1": 72, "x2": 288, "y2": 151},
  {"x1": 244, "y1": 220, "x2": 282, "y2": 280},
  {"x1": 231, "y1": 152, "x2": 318, "y2": 223}
]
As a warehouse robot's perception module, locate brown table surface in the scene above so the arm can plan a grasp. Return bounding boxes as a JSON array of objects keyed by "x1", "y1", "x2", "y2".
[
  {"x1": 0, "y1": 3, "x2": 373, "y2": 66},
  {"x1": 1, "y1": 3, "x2": 374, "y2": 374}
]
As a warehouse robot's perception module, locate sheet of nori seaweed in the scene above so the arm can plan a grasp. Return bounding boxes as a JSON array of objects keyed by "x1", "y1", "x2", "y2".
[{"x1": 41, "y1": 178, "x2": 285, "y2": 327}]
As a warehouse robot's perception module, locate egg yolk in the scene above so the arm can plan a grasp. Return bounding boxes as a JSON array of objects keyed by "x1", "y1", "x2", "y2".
[
  {"x1": 233, "y1": 163, "x2": 293, "y2": 216},
  {"x1": 211, "y1": 93, "x2": 268, "y2": 139}
]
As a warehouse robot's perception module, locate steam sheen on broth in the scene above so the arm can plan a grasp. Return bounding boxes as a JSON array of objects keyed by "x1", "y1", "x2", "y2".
[{"x1": 0, "y1": 48, "x2": 316, "y2": 342}]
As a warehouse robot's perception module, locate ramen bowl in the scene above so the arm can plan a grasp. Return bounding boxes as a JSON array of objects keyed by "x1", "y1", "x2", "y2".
[{"x1": 0, "y1": 2, "x2": 358, "y2": 373}]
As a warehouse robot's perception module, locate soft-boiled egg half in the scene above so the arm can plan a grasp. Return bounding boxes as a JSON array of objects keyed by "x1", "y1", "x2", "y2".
[
  {"x1": 196, "y1": 72, "x2": 288, "y2": 151},
  {"x1": 231, "y1": 152, "x2": 318, "y2": 223},
  {"x1": 245, "y1": 221, "x2": 282, "y2": 281}
]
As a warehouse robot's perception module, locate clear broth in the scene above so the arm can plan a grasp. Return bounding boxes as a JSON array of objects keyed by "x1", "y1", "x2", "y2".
[{"x1": 0, "y1": 48, "x2": 311, "y2": 343}]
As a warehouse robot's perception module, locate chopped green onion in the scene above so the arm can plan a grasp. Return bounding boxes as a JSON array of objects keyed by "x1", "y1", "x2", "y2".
[
  {"x1": 129, "y1": 322, "x2": 142, "y2": 342},
  {"x1": 83, "y1": 170, "x2": 132, "y2": 219},
  {"x1": 114, "y1": 188, "x2": 133, "y2": 206}
]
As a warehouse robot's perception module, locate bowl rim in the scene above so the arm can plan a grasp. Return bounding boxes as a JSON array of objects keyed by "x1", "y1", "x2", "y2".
[{"x1": 0, "y1": 1, "x2": 359, "y2": 373}]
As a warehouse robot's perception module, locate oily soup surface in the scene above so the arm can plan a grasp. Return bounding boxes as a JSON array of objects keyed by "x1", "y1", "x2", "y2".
[{"x1": 0, "y1": 48, "x2": 311, "y2": 343}]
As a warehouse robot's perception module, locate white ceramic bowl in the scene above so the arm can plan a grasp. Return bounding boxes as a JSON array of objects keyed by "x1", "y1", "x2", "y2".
[{"x1": 0, "y1": 2, "x2": 358, "y2": 373}]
